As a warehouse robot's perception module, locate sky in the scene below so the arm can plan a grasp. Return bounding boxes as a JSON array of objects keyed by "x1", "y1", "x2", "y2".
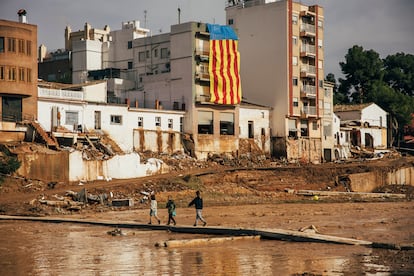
[{"x1": 1, "y1": 0, "x2": 413, "y2": 79}]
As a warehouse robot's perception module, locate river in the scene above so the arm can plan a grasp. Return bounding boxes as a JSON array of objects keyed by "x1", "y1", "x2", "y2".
[{"x1": 1, "y1": 220, "x2": 406, "y2": 275}]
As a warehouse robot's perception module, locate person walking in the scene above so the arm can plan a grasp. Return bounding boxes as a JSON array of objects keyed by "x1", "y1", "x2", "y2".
[
  {"x1": 166, "y1": 195, "x2": 177, "y2": 226},
  {"x1": 148, "y1": 194, "x2": 161, "y2": 224},
  {"x1": 188, "y1": 190, "x2": 207, "y2": 227}
]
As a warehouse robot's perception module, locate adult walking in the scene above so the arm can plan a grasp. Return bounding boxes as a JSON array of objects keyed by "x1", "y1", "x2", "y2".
[
  {"x1": 148, "y1": 194, "x2": 161, "y2": 224},
  {"x1": 188, "y1": 190, "x2": 207, "y2": 226}
]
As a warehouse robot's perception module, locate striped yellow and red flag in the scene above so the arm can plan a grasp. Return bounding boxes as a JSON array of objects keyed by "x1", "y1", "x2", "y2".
[{"x1": 207, "y1": 24, "x2": 241, "y2": 105}]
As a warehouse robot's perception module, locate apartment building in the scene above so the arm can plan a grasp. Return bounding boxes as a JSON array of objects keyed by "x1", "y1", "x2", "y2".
[
  {"x1": 226, "y1": 0, "x2": 330, "y2": 162},
  {"x1": 132, "y1": 22, "x2": 258, "y2": 159},
  {"x1": 0, "y1": 10, "x2": 37, "y2": 141}
]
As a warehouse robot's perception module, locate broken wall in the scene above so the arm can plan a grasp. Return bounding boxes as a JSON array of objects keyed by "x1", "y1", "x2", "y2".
[
  {"x1": 349, "y1": 167, "x2": 414, "y2": 192},
  {"x1": 17, "y1": 151, "x2": 69, "y2": 182},
  {"x1": 68, "y1": 151, "x2": 148, "y2": 182},
  {"x1": 133, "y1": 129, "x2": 182, "y2": 153}
]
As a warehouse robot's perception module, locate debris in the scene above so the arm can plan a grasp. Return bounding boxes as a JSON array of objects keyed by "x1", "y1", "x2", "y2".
[
  {"x1": 299, "y1": 225, "x2": 320, "y2": 234},
  {"x1": 111, "y1": 198, "x2": 134, "y2": 207},
  {"x1": 107, "y1": 228, "x2": 125, "y2": 236}
]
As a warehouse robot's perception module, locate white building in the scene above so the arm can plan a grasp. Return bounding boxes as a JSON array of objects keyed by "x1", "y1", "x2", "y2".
[{"x1": 334, "y1": 102, "x2": 388, "y2": 152}]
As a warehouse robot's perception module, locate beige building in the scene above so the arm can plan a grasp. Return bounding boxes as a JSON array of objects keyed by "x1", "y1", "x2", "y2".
[
  {"x1": 0, "y1": 10, "x2": 38, "y2": 142},
  {"x1": 132, "y1": 22, "x2": 270, "y2": 159},
  {"x1": 226, "y1": 0, "x2": 329, "y2": 162}
]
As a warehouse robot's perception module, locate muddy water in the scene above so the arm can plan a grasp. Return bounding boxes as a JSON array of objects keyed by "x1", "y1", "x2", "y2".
[{"x1": 0, "y1": 221, "x2": 407, "y2": 275}]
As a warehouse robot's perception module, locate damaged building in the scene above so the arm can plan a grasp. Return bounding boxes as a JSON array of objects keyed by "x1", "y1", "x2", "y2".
[{"x1": 334, "y1": 102, "x2": 388, "y2": 159}]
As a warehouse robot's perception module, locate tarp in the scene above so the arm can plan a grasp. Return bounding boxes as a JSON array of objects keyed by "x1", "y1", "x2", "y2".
[{"x1": 207, "y1": 24, "x2": 242, "y2": 105}]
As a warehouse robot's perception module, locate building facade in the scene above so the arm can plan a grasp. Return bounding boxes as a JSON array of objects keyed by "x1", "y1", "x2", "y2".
[
  {"x1": 334, "y1": 102, "x2": 388, "y2": 152},
  {"x1": 226, "y1": 0, "x2": 328, "y2": 163},
  {"x1": 0, "y1": 11, "x2": 37, "y2": 124}
]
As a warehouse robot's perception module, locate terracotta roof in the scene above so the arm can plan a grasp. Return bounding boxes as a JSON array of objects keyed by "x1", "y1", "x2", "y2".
[{"x1": 333, "y1": 102, "x2": 374, "y2": 112}]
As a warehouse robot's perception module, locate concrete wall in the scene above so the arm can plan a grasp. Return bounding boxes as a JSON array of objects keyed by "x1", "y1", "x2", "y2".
[
  {"x1": 133, "y1": 129, "x2": 183, "y2": 153},
  {"x1": 68, "y1": 151, "x2": 150, "y2": 182},
  {"x1": 349, "y1": 167, "x2": 414, "y2": 192},
  {"x1": 16, "y1": 150, "x2": 69, "y2": 182}
]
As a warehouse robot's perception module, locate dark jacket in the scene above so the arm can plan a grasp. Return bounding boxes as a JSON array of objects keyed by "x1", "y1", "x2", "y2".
[{"x1": 188, "y1": 196, "x2": 203, "y2": 209}]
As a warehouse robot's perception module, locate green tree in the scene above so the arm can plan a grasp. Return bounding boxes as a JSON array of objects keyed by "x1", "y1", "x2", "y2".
[
  {"x1": 338, "y1": 45, "x2": 383, "y2": 103},
  {"x1": 383, "y1": 52, "x2": 414, "y2": 96},
  {"x1": 337, "y1": 45, "x2": 414, "y2": 145}
]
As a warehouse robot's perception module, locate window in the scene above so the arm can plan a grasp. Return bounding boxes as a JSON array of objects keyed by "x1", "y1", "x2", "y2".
[
  {"x1": 65, "y1": 111, "x2": 79, "y2": 125},
  {"x1": 128, "y1": 61, "x2": 133, "y2": 69},
  {"x1": 146, "y1": 50, "x2": 150, "y2": 58},
  {"x1": 318, "y1": 59, "x2": 323, "y2": 69},
  {"x1": 155, "y1": 116, "x2": 161, "y2": 127},
  {"x1": 180, "y1": 117, "x2": 183, "y2": 132},
  {"x1": 110, "y1": 115, "x2": 122, "y2": 125},
  {"x1": 168, "y1": 118, "x2": 173, "y2": 129},
  {"x1": 220, "y1": 112, "x2": 234, "y2": 135},
  {"x1": 18, "y1": 39, "x2": 24, "y2": 53},
  {"x1": 293, "y1": 97, "x2": 299, "y2": 107},
  {"x1": 127, "y1": 41, "x2": 132, "y2": 49},
  {"x1": 19, "y1": 68, "x2": 25, "y2": 81},
  {"x1": 292, "y1": 35, "x2": 298, "y2": 46},
  {"x1": 139, "y1": 51, "x2": 146, "y2": 62},
  {"x1": 323, "y1": 122, "x2": 332, "y2": 136},
  {"x1": 292, "y1": 56, "x2": 298, "y2": 66},
  {"x1": 318, "y1": 20, "x2": 323, "y2": 28},
  {"x1": 288, "y1": 119, "x2": 297, "y2": 138},
  {"x1": 154, "y1": 48, "x2": 158, "y2": 58},
  {"x1": 228, "y1": 19, "x2": 234, "y2": 25},
  {"x1": 198, "y1": 111, "x2": 213, "y2": 134},
  {"x1": 292, "y1": 15, "x2": 298, "y2": 25},
  {"x1": 324, "y1": 88, "x2": 331, "y2": 97},
  {"x1": 300, "y1": 120, "x2": 308, "y2": 137},
  {"x1": 138, "y1": 117, "x2": 143, "y2": 127},
  {"x1": 312, "y1": 121, "x2": 318, "y2": 130},
  {"x1": 8, "y1": 67, "x2": 16, "y2": 81},
  {"x1": 293, "y1": 77, "x2": 298, "y2": 86},
  {"x1": 27, "y1": 68, "x2": 32, "y2": 82},
  {"x1": 0, "y1": 37, "x2": 4, "y2": 52},
  {"x1": 26, "y1": 41, "x2": 31, "y2": 55},
  {"x1": 0, "y1": 66, "x2": 4, "y2": 80},
  {"x1": 319, "y1": 80, "x2": 324, "y2": 88},
  {"x1": 161, "y1": 48, "x2": 169, "y2": 59},
  {"x1": 324, "y1": 102, "x2": 331, "y2": 115},
  {"x1": 318, "y1": 39, "x2": 323, "y2": 48},
  {"x1": 248, "y1": 121, "x2": 254, "y2": 138},
  {"x1": 7, "y1": 38, "x2": 15, "y2": 52}
]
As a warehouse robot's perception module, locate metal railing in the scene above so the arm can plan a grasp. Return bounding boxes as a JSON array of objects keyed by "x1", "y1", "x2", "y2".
[
  {"x1": 301, "y1": 85, "x2": 316, "y2": 96},
  {"x1": 302, "y1": 106, "x2": 317, "y2": 116},
  {"x1": 300, "y1": 23, "x2": 315, "y2": 34},
  {"x1": 300, "y1": 44, "x2": 316, "y2": 55}
]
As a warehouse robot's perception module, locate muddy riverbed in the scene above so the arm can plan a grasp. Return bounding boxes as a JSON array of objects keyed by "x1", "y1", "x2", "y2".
[{"x1": 1, "y1": 202, "x2": 413, "y2": 275}]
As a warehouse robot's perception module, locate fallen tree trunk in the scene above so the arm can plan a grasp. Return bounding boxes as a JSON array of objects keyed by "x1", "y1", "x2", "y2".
[{"x1": 156, "y1": 235, "x2": 260, "y2": 247}]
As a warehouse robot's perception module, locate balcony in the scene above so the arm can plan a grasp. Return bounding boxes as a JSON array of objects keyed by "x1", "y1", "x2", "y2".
[
  {"x1": 195, "y1": 48, "x2": 209, "y2": 62},
  {"x1": 301, "y1": 85, "x2": 317, "y2": 98},
  {"x1": 301, "y1": 105, "x2": 317, "y2": 117},
  {"x1": 195, "y1": 71, "x2": 210, "y2": 82},
  {"x1": 300, "y1": 23, "x2": 316, "y2": 37},
  {"x1": 300, "y1": 65, "x2": 316, "y2": 78},
  {"x1": 300, "y1": 44, "x2": 316, "y2": 58}
]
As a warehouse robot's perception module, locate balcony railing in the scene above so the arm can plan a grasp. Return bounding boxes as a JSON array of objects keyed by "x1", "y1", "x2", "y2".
[
  {"x1": 195, "y1": 71, "x2": 210, "y2": 81},
  {"x1": 300, "y1": 23, "x2": 316, "y2": 36},
  {"x1": 302, "y1": 106, "x2": 317, "y2": 116},
  {"x1": 300, "y1": 65, "x2": 316, "y2": 78},
  {"x1": 300, "y1": 44, "x2": 316, "y2": 56},
  {"x1": 301, "y1": 85, "x2": 316, "y2": 98}
]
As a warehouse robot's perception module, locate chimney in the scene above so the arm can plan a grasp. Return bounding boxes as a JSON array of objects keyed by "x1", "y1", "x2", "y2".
[{"x1": 17, "y1": 9, "x2": 27, "y2": 23}]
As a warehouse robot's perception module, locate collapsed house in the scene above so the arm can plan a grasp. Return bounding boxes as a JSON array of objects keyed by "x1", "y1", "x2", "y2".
[{"x1": 333, "y1": 103, "x2": 389, "y2": 159}]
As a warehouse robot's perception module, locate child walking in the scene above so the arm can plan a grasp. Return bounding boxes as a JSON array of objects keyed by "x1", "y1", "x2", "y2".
[
  {"x1": 148, "y1": 194, "x2": 161, "y2": 224},
  {"x1": 166, "y1": 195, "x2": 177, "y2": 226}
]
